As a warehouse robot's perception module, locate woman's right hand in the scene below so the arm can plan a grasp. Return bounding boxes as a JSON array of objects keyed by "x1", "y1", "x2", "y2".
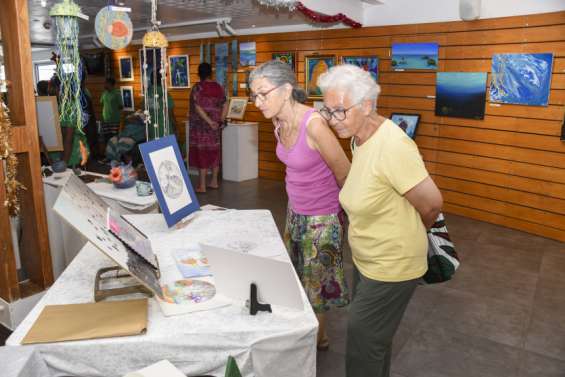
[{"x1": 208, "y1": 121, "x2": 219, "y2": 130}]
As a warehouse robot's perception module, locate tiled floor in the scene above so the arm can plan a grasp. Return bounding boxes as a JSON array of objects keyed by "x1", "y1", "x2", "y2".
[{"x1": 2, "y1": 177, "x2": 564, "y2": 377}]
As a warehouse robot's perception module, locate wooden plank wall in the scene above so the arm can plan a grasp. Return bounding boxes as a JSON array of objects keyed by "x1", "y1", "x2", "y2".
[{"x1": 87, "y1": 11, "x2": 565, "y2": 242}]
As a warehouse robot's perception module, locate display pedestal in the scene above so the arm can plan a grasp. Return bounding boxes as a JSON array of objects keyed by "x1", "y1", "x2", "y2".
[{"x1": 222, "y1": 122, "x2": 258, "y2": 182}]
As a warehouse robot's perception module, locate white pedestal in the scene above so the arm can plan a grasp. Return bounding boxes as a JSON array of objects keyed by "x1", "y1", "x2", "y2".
[{"x1": 222, "y1": 122, "x2": 259, "y2": 182}]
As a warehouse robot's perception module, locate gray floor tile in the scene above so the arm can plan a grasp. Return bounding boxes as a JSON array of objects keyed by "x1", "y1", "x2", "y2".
[
  {"x1": 420, "y1": 287, "x2": 530, "y2": 347},
  {"x1": 518, "y1": 350, "x2": 565, "y2": 377},
  {"x1": 461, "y1": 243, "x2": 543, "y2": 275},
  {"x1": 393, "y1": 327, "x2": 523, "y2": 377},
  {"x1": 525, "y1": 304, "x2": 565, "y2": 362},
  {"x1": 317, "y1": 350, "x2": 345, "y2": 377}
]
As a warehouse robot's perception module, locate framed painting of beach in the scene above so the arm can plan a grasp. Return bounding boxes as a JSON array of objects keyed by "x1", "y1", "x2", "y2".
[{"x1": 391, "y1": 43, "x2": 438, "y2": 70}]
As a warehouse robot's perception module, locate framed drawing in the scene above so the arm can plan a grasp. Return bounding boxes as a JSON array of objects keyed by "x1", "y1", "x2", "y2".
[
  {"x1": 119, "y1": 56, "x2": 133, "y2": 81},
  {"x1": 272, "y1": 52, "x2": 296, "y2": 71},
  {"x1": 305, "y1": 55, "x2": 336, "y2": 99},
  {"x1": 390, "y1": 113, "x2": 421, "y2": 139},
  {"x1": 169, "y1": 55, "x2": 190, "y2": 88},
  {"x1": 227, "y1": 97, "x2": 248, "y2": 120},
  {"x1": 120, "y1": 86, "x2": 134, "y2": 111},
  {"x1": 139, "y1": 135, "x2": 200, "y2": 227},
  {"x1": 342, "y1": 56, "x2": 379, "y2": 82},
  {"x1": 35, "y1": 96, "x2": 63, "y2": 151},
  {"x1": 391, "y1": 43, "x2": 438, "y2": 70}
]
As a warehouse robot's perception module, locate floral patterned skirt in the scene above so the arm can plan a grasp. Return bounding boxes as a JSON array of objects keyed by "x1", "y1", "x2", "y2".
[{"x1": 284, "y1": 207, "x2": 350, "y2": 313}]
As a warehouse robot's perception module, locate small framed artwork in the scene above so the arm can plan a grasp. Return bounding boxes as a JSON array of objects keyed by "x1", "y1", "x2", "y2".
[
  {"x1": 35, "y1": 96, "x2": 63, "y2": 151},
  {"x1": 391, "y1": 43, "x2": 438, "y2": 70},
  {"x1": 342, "y1": 56, "x2": 379, "y2": 82},
  {"x1": 120, "y1": 86, "x2": 134, "y2": 111},
  {"x1": 239, "y1": 42, "x2": 256, "y2": 66},
  {"x1": 119, "y1": 56, "x2": 133, "y2": 81},
  {"x1": 305, "y1": 55, "x2": 336, "y2": 99},
  {"x1": 139, "y1": 135, "x2": 200, "y2": 228},
  {"x1": 169, "y1": 54, "x2": 190, "y2": 88},
  {"x1": 272, "y1": 52, "x2": 296, "y2": 71},
  {"x1": 227, "y1": 97, "x2": 248, "y2": 120},
  {"x1": 390, "y1": 113, "x2": 421, "y2": 139}
]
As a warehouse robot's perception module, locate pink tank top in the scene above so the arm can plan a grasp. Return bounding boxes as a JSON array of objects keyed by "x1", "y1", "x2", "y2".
[{"x1": 276, "y1": 109, "x2": 341, "y2": 216}]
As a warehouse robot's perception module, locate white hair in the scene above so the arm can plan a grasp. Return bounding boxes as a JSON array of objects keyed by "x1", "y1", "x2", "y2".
[{"x1": 317, "y1": 64, "x2": 381, "y2": 109}]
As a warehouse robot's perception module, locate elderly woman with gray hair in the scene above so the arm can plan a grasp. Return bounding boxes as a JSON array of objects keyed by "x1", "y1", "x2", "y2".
[
  {"x1": 317, "y1": 64, "x2": 443, "y2": 377},
  {"x1": 249, "y1": 60, "x2": 351, "y2": 350}
]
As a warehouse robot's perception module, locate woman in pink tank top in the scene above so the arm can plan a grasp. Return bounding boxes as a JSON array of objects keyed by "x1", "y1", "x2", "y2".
[{"x1": 249, "y1": 60, "x2": 351, "y2": 350}]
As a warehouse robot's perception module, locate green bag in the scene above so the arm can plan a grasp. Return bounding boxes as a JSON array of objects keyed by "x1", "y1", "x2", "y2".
[{"x1": 225, "y1": 356, "x2": 242, "y2": 377}]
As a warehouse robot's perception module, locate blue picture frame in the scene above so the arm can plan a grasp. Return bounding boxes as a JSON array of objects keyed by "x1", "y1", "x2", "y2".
[{"x1": 139, "y1": 135, "x2": 200, "y2": 227}]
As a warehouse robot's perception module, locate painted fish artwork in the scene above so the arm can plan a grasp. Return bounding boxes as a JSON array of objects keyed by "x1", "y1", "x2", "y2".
[
  {"x1": 435, "y1": 72, "x2": 488, "y2": 119},
  {"x1": 173, "y1": 249, "x2": 211, "y2": 278},
  {"x1": 95, "y1": 6, "x2": 133, "y2": 50},
  {"x1": 391, "y1": 43, "x2": 438, "y2": 70},
  {"x1": 162, "y1": 279, "x2": 216, "y2": 305},
  {"x1": 490, "y1": 53, "x2": 553, "y2": 106},
  {"x1": 342, "y1": 56, "x2": 379, "y2": 82}
]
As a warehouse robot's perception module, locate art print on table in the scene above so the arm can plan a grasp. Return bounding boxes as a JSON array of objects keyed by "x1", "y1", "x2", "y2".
[
  {"x1": 490, "y1": 53, "x2": 553, "y2": 106},
  {"x1": 169, "y1": 55, "x2": 190, "y2": 88},
  {"x1": 342, "y1": 56, "x2": 379, "y2": 82},
  {"x1": 390, "y1": 113, "x2": 420, "y2": 139},
  {"x1": 435, "y1": 72, "x2": 487, "y2": 120},
  {"x1": 227, "y1": 97, "x2": 248, "y2": 120},
  {"x1": 139, "y1": 135, "x2": 200, "y2": 227},
  {"x1": 305, "y1": 55, "x2": 336, "y2": 99},
  {"x1": 119, "y1": 56, "x2": 134, "y2": 81},
  {"x1": 53, "y1": 175, "x2": 163, "y2": 299},
  {"x1": 239, "y1": 42, "x2": 256, "y2": 66},
  {"x1": 120, "y1": 86, "x2": 134, "y2": 111},
  {"x1": 173, "y1": 249, "x2": 211, "y2": 278},
  {"x1": 272, "y1": 52, "x2": 295, "y2": 71},
  {"x1": 391, "y1": 43, "x2": 438, "y2": 70}
]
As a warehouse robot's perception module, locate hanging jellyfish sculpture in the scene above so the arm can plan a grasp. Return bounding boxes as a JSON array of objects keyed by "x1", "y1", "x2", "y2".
[
  {"x1": 141, "y1": 0, "x2": 170, "y2": 141},
  {"x1": 49, "y1": 0, "x2": 87, "y2": 134}
]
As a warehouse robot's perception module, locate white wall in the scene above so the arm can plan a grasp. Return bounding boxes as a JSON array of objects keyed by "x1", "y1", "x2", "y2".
[{"x1": 362, "y1": 0, "x2": 565, "y2": 26}]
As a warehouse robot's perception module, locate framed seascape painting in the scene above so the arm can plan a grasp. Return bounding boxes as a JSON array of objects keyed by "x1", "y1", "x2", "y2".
[
  {"x1": 342, "y1": 56, "x2": 379, "y2": 82},
  {"x1": 119, "y1": 56, "x2": 133, "y2": 81},
  {"x1": 390, "y1": 113, "x2": 421, "y2": 139},
  {"x1": 435, "y1": 72, "x2": 487, "y2": 120},
  {"x1": 391, "y1": 43, "x2": 438, "y2": 70},
  {"x1": 272, "y1": 52, "x2": 296, "y2": 71},
  {"x1": 239, "y1": 42, "x2": 256, "y2": 67},
  {"x1": 227, "y1": 97, "x2": 248, "y2": 120},
  {"x1": 490, "y1": 53, "x2": 553, "y2": 106},
  {"x1": 169, "y1": 55, "x2": 190, "y2": 88},
  {"x1": 139, "y1": 135, "x2": 200, "y2": 227},
  {"x1": 305, "y1": 55, "x2": 336, "y2": 99},
  {"x1": 120, "y1": 86, "x2": 134, "y2": 111}
]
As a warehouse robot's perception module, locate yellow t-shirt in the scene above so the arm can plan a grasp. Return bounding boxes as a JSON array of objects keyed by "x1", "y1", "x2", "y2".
[{"x1": 339, "y1": 119, "x2": 429, "y2": 282}]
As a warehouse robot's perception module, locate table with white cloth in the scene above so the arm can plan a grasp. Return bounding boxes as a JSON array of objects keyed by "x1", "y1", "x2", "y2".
[
  {"x1": 0, "y1": 346, "x2": 50, "y2": 377},
  {"x1": 42, "y1": 169, "x2": 158, "y2": 278},
  {"x1": 6, "y1": 210, "x2": 318, "y2": 377}
]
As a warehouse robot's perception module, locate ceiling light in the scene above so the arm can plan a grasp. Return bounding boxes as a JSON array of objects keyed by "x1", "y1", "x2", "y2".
[
  {"x1": 251, "y1": 24, "x2": 256, "y2": 28},
  {"x1": 41, "y1": 0, "x2": 47, "y2": 7}
]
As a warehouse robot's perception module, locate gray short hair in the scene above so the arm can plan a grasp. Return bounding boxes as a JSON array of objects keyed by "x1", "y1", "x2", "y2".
[
  {"x1": 248, "y1": 60, "x2": 307, "y2": 103},
  {"x1": 317, "y1": 64, "x2": 381, "y2": 108}
]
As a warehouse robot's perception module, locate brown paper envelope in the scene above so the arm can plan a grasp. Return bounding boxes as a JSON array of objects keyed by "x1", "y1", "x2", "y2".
[{"x1": 22, "y1": 299, "x2": 148, "y2": 344}]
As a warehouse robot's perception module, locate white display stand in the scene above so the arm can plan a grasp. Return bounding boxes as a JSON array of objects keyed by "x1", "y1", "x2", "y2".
[{"x1": 222, "y1": 122, "x2": 258, "y2": 182}]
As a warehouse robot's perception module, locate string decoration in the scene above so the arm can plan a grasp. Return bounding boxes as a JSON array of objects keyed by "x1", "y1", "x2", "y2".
[
  {"x1": 0, "y1": 97, "x2": 25, "y2": 216},
  {"x1": 255, "y1": 1, "x2": 362, "y2": 28},
  {"x1": 141, "y1": 0, "x2": 170, "y2": 140}
]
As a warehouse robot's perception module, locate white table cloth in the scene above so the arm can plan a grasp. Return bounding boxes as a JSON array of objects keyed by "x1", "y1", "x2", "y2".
[
  {"x1": 6, "y1": 210, "x2": 317, "y2": 377},
  {"x1": 0, "y1": 346, "x2": 50, "y2": 377}
]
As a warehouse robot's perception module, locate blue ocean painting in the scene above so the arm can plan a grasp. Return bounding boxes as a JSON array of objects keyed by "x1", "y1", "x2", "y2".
[
  {"x1": 343, "y1": 56, "x2": 379, "y2": 82},
  {"x1": 392, "y1": 43, "x2": 438, "y2": 70},
  {"x1": 215, "y1": 42, "x2": 228, "y2": 88},
  {"x1": 239, "y1": 42, "x2": 256, "y2": 66},
  {"x1": 169, "y1": 55, "x2": 189, "y2": 88},
  {"x1": 435, "y1": 72, "x2": 487, "y2": 119},
  {"x1": 490, "y1": 53, "x2": 553, "y2": 106}
]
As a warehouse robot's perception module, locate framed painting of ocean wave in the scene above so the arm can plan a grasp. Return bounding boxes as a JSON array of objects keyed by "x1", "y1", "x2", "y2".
[
  {"x1": 391, "y1": 43, "x2": 438, "y2": 70},
  {"x1": 490, "y1": 53, "x2": 553, "y2": 106},
  {"x1": 435, "y1": 72, "x2": 487, "y2": 120}
]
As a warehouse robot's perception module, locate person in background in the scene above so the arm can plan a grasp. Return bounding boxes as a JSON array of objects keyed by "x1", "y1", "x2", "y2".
[
  {"x1": 36, "y1": 80, "x2": 49, "y2": 96},
  {"x1": 188, "y1": 62, "x2": 227, "y2": 193},
  {"x1": 99, "y1": 77, "x2": 123, "y2": 160},
  {"x1": 105, "y1": 110, "x2": 147, "y2": 164},
  {"x1": 318, "y1": 64, "x2": 443, "y2": 377},
  {"x1": 249, "y1": 60, "x2": 351, "y2": 350}
]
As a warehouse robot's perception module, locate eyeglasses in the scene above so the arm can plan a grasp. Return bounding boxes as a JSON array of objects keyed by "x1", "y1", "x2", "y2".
[
  {"x1": 319, "y1": 102, "x2": 360, "y2": 122},
  {"x1": 249, "y1": 84, "x2": 283, "y2": 103}
]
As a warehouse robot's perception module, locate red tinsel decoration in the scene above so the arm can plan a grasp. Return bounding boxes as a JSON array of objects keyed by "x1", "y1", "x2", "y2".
[{"x1": 295, "y1": 2, "x2": 362, "y2": 28}]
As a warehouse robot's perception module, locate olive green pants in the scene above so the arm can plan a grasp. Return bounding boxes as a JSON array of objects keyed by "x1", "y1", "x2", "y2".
[{"x1": 346, "y1": 267, "x2": 418, "y2": 377}]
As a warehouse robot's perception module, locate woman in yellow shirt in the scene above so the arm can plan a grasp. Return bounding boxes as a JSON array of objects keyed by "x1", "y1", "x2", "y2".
[{"x1": 318, "y1": 64, "x2": 443, "y2": 377}]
